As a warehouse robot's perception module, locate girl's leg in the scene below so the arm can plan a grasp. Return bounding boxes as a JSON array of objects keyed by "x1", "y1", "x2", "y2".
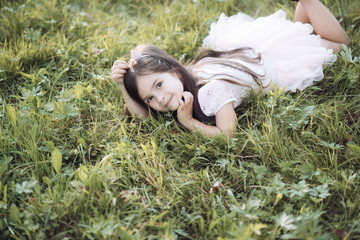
[
  {"x1": 295, "y1": 0, "x2": 350, "y2": 51},
  {"x1": 294, "y1": 2, "x2": 310, "y2": 24}
]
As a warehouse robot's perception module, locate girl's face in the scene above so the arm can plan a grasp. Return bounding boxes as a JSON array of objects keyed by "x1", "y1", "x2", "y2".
[{"x1": 136, "y1": 72, "x2": 184, "y2": 112}]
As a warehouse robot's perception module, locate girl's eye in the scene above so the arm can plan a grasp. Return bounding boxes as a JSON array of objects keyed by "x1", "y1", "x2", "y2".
[
  {"x1": 147, "y1": 96, "x2": 153, "y2": 103},
  {"x1": 156, "y1": 82, "x2": 162, "y2": 88}
]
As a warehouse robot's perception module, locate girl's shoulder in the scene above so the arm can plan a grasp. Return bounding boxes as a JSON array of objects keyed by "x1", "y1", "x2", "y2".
[{"x1": 197, "y1": 79, "x2": 245, "y2": 117}]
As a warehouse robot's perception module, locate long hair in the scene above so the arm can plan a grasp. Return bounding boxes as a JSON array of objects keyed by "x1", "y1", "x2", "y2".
[
  {"x1": 124, "y1": 44, "x2": 265, "y2": 122},
  {"x1": 191, "y1": 47, "x2": 265, "y2": 88}
]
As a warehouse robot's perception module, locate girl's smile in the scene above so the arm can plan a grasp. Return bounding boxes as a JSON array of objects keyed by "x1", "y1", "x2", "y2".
[{"x1": 136, "y1": 72, "x2": 184, "y2": 112}]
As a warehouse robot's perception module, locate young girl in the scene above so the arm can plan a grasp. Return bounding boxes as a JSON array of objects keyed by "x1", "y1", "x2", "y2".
[{"x1": 111, "y1": 0, "x2": 349, "y2": 138}]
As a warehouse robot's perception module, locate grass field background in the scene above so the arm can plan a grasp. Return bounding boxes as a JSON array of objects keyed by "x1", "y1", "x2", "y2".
[{"x1": 0, "y1": 0, "x2": 359, "y2": 239}]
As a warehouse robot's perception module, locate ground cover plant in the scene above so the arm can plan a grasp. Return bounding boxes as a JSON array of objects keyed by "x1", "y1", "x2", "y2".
[{"x1": 0, "y1": 0, "x2": 359, "y2": 239}]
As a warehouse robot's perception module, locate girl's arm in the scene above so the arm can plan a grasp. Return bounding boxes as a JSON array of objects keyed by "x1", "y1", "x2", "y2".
[
  {"x1": 177, "y1": 92, "x2": 236, "y2": 138},
  {"x1": 111, "y1": 60, "x2": 149, "y2": 118},
  {"x1": 295, "y1": 0, "x2": 349, "y2": 52}
]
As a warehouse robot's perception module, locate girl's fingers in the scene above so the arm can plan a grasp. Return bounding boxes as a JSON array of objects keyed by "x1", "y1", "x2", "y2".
[
  {"x1": 183, "y1": 91, "x2": 193, "y2": 98},
  {"x1": 178, "y1": 98, "x2": 184, "y2": 108},
  {"x1": 112, "y1": 74, "x2": 124, "y2": 79},
  {"x1": 182, "y1": 91, "x2": 194, "y2": 104},
  {"x1": 111, "y1": 64, "x2": 129, "y2": 72},
  {"x1": 112, "y1": 68, "x2": 127, "y2": 74},
  {"x1": 111, "y1": 60, "x2": 129, "y2": 84},
  {"x1": 112, "y1": 61, "x2": 130, "y2": 71},
  {"x1": 113, "y1": 60, "x2": 129, "y2": 66},
  {"x1": 112, "y1": 61, "x2": 124, "y2": 68},
  {"x1": 111, "y1": 70, "x2": 126, "y2": 78}
]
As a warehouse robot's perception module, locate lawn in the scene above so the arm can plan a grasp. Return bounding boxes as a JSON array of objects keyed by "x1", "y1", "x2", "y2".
[{"x1": 0, "y1": 0, "x2": 359, "y2": 239}]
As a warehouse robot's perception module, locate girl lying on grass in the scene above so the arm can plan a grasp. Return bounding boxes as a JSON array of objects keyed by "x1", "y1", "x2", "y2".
[{"x1": 111, "y1": 0, "x2": 349, "y2": 138}]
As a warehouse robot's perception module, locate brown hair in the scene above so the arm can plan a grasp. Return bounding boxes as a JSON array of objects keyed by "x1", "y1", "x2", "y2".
[{"x1": 191, "y1": 47, "x2": 265, "y2": 87}]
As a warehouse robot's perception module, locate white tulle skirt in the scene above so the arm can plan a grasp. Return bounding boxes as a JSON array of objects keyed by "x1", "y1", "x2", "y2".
[{"x1": 202, "y1": 10, "x2": 337, "y2": 92}]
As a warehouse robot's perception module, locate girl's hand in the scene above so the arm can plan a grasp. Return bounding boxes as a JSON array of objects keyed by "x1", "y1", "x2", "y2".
[
  {"x1": 177, "y1": 91, "x2": 194, "y2": 123},
  {"x1": 111, "y1": 60, "x2": 130, "y2": 85}
]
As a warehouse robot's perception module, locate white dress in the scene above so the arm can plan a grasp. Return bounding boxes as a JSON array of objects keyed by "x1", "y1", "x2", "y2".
[{"x1": 197, "y1": 10, "x2": 337, "y2": 117}]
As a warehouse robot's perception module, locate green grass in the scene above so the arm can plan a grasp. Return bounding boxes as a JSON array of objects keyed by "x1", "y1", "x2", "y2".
[{"x1": 0, "y1": 0, "x2": 359, "y2": 239}]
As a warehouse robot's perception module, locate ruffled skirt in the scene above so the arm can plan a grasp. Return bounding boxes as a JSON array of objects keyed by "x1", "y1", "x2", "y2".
[{"x1": 202, "y1": 10, "x2": 337, "y2": 92}]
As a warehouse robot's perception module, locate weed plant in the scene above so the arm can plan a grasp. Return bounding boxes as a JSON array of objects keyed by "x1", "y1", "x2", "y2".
[{"x1": 0, "y1": 0, "x2": 359, "y2": 239}]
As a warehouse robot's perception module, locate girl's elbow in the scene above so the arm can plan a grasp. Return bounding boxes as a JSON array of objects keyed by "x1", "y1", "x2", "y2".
[
  {"x1": 227, "y1": 129, "x2": 236, "y2": 138},
  {"x1": 220, "y1": 127, "x2": 235, "y2": 138},
  {"x1": 342, "y1": 31, "x2": 350, "y2": 46},
  {"x1": 344, "y1": 36, "x2": 350, "y2": 47},
  {"x1": 225, "y1": 132, "x2": 234, "y2": 138}
]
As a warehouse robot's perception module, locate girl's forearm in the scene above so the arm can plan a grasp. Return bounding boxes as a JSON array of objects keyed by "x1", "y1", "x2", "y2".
[
  {"x1": 179, "y1": 118, "x2": 232, "y2": 138},
  {"x1": 119, "y1": 84, "x2": 149, "y2": 118}
]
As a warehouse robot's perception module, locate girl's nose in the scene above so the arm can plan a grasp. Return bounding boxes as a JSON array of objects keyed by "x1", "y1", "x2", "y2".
[{"x1": 156, "y1": 95, "x2": 165, "y2": 103}]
